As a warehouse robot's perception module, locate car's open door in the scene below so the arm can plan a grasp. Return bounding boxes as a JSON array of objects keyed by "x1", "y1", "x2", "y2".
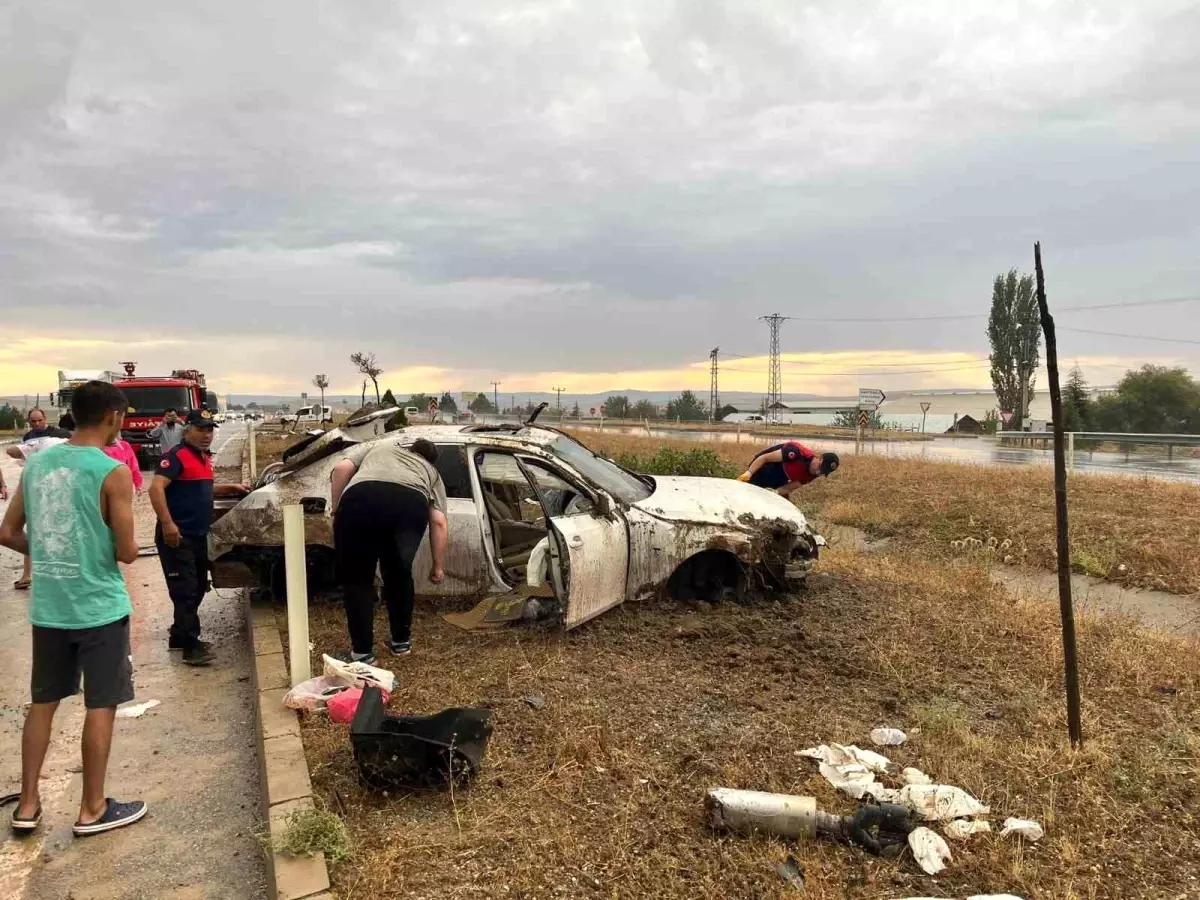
[{"x1": 515, "y1": 458, "x2": 629, "y2": 630}]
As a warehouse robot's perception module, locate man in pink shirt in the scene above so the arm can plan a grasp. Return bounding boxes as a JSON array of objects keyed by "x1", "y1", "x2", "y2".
[{"x1": 103, "y1": 439, "x2": 143, "y2": 493}]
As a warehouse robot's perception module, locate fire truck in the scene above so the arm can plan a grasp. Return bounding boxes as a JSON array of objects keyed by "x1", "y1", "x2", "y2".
[{"x1": 115, "y1": 362, "x2": 217, "y2": 466}]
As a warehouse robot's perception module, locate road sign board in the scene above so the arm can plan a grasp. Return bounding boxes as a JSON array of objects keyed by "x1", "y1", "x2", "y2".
[
  {"x1": 858, "y1": 388, "x2": 886, "y2": 409},
  {"x1": 590, "y1": 407, "x2": 596, "y2": 416},
  {"x1": 858, "y1": 409, "x2": 870, "y2": 429},
  {"x1": 920, "y1": 401, "x2": 932, "y2": 413}
]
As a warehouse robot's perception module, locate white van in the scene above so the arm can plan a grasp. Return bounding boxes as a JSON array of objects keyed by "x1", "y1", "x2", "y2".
[{"x1": 280, "y1": 405, "x2": 334, "y2": 426}]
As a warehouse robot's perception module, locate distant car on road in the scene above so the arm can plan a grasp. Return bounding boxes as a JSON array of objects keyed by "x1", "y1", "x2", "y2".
[
  {"x1": 280, "y1": 405, "x2": 333, "y2": 427},
  {"x1": 209, "y1": 413, "x2": 824, "y2": 629}
]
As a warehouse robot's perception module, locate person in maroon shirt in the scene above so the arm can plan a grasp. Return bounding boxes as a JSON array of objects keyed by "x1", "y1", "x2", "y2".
[{"x1": 739, "y1": 442, "x2": 839, "y2": 496}]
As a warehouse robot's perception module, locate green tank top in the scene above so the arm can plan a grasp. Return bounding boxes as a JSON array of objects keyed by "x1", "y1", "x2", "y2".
[{"x1": 23, "y1": 443, "x2": 133, "y2": 629}]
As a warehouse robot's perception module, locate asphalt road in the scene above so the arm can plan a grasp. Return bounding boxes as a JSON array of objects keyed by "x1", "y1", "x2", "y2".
[
  {"x1": 0, "y1": 428, "x2": 268, "y2": 900},
  {"x1": 572, "y1": 424, "x2": 1200, "y2": 483}
]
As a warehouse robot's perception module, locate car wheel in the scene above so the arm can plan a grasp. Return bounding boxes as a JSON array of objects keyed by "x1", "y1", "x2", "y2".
[{"x1": 667, "y1": 550, "x2": 747, "y2": 605}]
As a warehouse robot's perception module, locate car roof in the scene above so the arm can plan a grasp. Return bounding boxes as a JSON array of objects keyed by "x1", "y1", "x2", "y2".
[{"x1": 395, "y1": 424, "x2": 561, "y2": 448}]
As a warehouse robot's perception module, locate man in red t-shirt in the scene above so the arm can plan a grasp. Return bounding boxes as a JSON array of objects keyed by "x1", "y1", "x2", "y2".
[{"x1": 739, "y1": 442, "x2": 839, "y2": 495}]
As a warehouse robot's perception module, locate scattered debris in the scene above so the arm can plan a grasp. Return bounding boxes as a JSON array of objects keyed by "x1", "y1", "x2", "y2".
[
  {"x1": 799, "y1": 743, "x2": 894, "y2": 799},
  {"x1": 523, "y1": 694, "x2": 547, "y2": 710},
  {"x1": 1000, "y1": 817, "x2": 1044, "y2": 841},
  {"x1": 897, "y1": 783, "x2": 990, "y2": 822},
  {"x1": 908, "y1": 826, "x2": 952, "y2": 875},
  {"x1": 775, "y1": 855, "x2": 805, "y2": 892},
  {"x1": 944, "y1": 819, "x2": 993, "y2": 840},
  {"x1": 115, "y1": 699, "x2": 161, "y2": 719},
  {"x1": 322, "y1": 653, "x2": 396, "y2": 693},
  {"x1": 136, "y1": 546, "x2": 159, "y2": 557},
  {"x1": 870, "y1": 727, "x2": 907, "y2": 746},
  {"x1": 350, "y1": 686, "x2": 493, "y2": 789},
  {"x1": 902, "y1": 767, "x2": 933, "y2": 785}
]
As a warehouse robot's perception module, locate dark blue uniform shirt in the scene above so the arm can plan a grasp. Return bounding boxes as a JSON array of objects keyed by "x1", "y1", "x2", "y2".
[{"x1": 157, "y1": 441, "x2": 214, "y2": 537}]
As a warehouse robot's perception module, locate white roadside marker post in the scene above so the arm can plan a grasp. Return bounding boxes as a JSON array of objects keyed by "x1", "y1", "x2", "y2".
[
  {"x1": 282, "y1": 503, "x2": 311, "y2": 686},
  {"x1": 247, "y1": 419, "x2": 257, "y2": 483}
]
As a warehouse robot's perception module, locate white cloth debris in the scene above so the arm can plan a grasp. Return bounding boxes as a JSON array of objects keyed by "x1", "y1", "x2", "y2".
[
  {"x1": 799, "y1": 743, "x2": 890, "y2": 772},
  {"x1": 801, "y1": 743, "x2": 891, "y2": 798},
  {"x1": 908, "y1": 827, "x2": 952, "y2": 875},
  {"x1": 968, "y1": 895, "x2": 1026, "y2": 899},
  {"x1": 1000, "y1": 818, "x2": 1044, "y2": 841},
  {"x1": 902, "y1": 767, "x2": 933, "y2": 785},
  {"x1": 870, "y1": 727, "x2": 907, "y2": 746},
  {"x1": 944, "y1": 819, "x2": 992, "y2": 840},
  {"x1": 898, "y1": 783, "x2": 990, "y2": 821},
  {"x1": 115, "y1": 699, "x2": 161, "y2": 719}
]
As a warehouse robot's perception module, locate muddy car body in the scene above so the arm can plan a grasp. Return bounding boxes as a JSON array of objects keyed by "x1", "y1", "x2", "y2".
[{"x1": 210, "y1": 413, "x2": 823, "y2": 628}]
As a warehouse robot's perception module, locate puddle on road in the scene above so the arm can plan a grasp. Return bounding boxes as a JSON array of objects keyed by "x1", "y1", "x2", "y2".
[{"x1": 991, "y1": 566, "x2": 1200, "y2": 638}]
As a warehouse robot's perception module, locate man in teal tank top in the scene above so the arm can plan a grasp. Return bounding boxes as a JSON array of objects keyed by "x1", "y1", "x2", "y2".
[{"x1": 0, "y1": 381, "x2": 148, "y2": 837}]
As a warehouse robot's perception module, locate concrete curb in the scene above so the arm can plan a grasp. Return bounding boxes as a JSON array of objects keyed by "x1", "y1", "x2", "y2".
[{"x1": 247, "y1": 598, "x2": 334, "y2": 900}]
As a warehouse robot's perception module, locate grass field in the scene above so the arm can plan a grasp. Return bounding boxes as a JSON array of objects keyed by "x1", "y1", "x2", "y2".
[
  {"x1": 569, "y1": 431, "x2": 1200, "y2": 596},
  {"x1": 293, "y1": 542, "x2": 1200, "y2": 899},
  {"x1": 274, "y1": 424, "x2": 1200, "y2": 897}
]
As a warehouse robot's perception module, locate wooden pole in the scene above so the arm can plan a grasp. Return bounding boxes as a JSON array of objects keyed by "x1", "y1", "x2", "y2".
[{"x1": 1035, "y1": 242, "x2": 1083, "y2": 749}]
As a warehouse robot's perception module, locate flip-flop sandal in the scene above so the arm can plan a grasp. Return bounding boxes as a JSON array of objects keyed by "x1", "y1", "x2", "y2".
[
  {"x1": 13, "y1": 579, "x2": 31, "y2": 590},
  {"x1": 10, "y1": 805, "x2": 41, "y2": 833},
  {"x1": 72, "y1": 798, "x2": 147, "y2": 836}
]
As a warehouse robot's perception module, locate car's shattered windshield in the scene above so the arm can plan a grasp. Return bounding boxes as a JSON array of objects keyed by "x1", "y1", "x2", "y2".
[{"x1": 547, "y1": 436, "x2": 652, "y2": 504}]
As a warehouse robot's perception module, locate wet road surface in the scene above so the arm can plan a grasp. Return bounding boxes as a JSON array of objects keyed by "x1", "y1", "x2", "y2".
[
  {"x1": 0, "y1": 430, "x2": 268, "y2": 900},
  {"x1": 572, "y1": 424, "x2": 1200, "y2": 483}
]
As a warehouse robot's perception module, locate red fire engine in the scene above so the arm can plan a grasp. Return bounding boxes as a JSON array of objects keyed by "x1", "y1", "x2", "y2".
[{"x1": 115, "y1": 362, "x2": 217, "y2": 465}]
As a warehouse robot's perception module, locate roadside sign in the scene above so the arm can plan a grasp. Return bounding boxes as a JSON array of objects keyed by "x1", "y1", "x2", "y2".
[
  {"x1": 590, "y1": 407, "x2": 596, "y2": 416},
  {"x1": 858, "y1": 388, "x2": 886, "y2": 409},
  {"x1": 428, "y1": 399, "x2": 438, "y2": 420},
  {"x1": 920, "y1": 401, "x2": 932, "y2": 413},
  {"x1": 858, "y1": 409, "x2": 870, "y2": 429}
]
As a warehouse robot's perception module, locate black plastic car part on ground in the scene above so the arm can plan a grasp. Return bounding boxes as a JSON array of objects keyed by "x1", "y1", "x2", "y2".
[{"x1": 349, "y1": 686, "x2": 493, "y2": 790}]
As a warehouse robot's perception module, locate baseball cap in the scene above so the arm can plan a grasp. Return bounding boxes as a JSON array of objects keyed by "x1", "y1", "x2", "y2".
[
  {"x1": 820, "y1": 452, "x2": 840, "y2": 475},
  {"x1": 186, "y1": 409, "x2": 219, "y2": 428}
]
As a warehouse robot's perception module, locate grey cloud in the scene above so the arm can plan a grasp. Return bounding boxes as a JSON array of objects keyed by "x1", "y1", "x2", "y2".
[{"x1": 2, "y1": 0, "x2": 1199, "y2": 387}]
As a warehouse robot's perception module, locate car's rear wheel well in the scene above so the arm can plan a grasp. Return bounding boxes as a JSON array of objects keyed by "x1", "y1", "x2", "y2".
[{"x1": 666, "y1": 550, "x2": 747, "y2": 604}]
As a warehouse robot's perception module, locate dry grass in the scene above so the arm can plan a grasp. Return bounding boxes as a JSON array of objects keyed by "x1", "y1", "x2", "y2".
[
  {"x1": 571, "y1": 431, "x2": 1200, "y2": 596},
  {"x1": 293, "y1": 543, "x2": 1200, "y2": 899}
]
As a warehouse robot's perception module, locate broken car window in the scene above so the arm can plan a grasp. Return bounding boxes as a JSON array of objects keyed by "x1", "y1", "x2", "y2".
[
  {"x1": 433, "y1": 445, "x2": 472, "y2": 500},
  {"x1": 547, "y1": 436, "x2": 652, "y2": 504}
]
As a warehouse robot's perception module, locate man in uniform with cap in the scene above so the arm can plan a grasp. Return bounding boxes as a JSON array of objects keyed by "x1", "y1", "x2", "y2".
[
  {"x1": 148, "y1": 409, "x2": 250, "y2": 666},
  {"x1": 738, "y1": 441, "x2": 839, "y2": 496}
]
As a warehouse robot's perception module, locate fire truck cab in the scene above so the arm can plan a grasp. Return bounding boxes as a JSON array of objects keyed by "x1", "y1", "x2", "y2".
[{"x1": 115, "y1": 362, "x2": 210, "y2": 466}]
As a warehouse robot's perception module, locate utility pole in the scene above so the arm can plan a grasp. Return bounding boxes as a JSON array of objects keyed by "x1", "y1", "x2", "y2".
[
  {"x1": 709, "y1": 347, "x2": 720, "y2": 423},
  {"x1": 552, "y1": 386, "x2": 565, "y2": 412},
  {"x1": 491, "y1": 381, "x2": 501, "y2": 415},
  {"x1": 759, "y1": 314, "x2": 790, "y2": 424}
]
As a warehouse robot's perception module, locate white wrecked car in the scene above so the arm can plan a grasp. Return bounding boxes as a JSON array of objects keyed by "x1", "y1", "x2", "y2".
[{"x1": 210, "y1": 409, "x2": 823, "y2": 628}]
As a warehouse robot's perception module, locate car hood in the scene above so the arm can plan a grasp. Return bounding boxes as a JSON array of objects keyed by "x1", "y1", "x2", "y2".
[{"x1": 631, "y1": 476, "x2": 813, "y2": 531}]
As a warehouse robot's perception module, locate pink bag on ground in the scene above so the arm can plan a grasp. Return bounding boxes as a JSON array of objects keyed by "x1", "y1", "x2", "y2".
[{"x1": 327, "y1": 686, "x2": 391, "y2": 725}]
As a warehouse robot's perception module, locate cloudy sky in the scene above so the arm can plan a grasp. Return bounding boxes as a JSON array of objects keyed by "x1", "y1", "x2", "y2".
[{"x1": 2, "y1": 0, "x2": 1199, "y2": 400}]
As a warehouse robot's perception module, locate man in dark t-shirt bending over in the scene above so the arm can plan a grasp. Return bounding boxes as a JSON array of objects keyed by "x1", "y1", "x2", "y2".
[{"x1": 739, "y1": 442, "x2": 839, "y2": 496}]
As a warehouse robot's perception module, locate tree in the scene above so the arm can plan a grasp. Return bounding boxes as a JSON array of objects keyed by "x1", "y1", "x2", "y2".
[
  {"x1": 246, "y1": 401, "x2": 260, "y2": 410},
  {"x1": 407, "y1": 393, "x2": 434, "y2": 412},
  {"x1": 439, "y1": 392, "x2": 458, "y2": 415},
  {"x1": 832, "y1": 408, "x2": 884, "y2": 429},
  {"x1": 570, "y1": 401, "x2": 581, "y2": 418},
  {"x1": 604, "y1": 395, "x2": 631, "y2": 419},
  {"x1": 312, "y1": 374, "x2": 330, "y2": 428},
  {"x1": 350, "y1": 351, "x2": 383, "y2": 404},
  {"x1": 381, "y1": 389, "x2": 398, "y2": 408},
  {"x1": 1062, "y1": 367, "x2": 1093, "y2": 433},
  {"x1": 715, "y1": 404, "x2": 738, "y2": 422},
  {"x1": 631, "y1": 399, "x2": 658, "y2": 420},
  {"x1": 0, "y1": 405, "x2": 27, "y2": 430},
  {"x1": 1093, "y1": 366, "x2": 1200, "y2": 434},
  {"x1": 470, "y1": 391, "x2": 496, "y2": 414},
  {"x1": 986, "y1": 270, "x2": 1041, "y2": 419},
  {"x1": 665, "y1": 390, "x2": 707, "y2": 421}
]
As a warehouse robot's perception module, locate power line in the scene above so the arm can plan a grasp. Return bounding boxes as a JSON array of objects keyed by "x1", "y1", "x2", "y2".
[
  {"x1": 1059, "y1": 327, "x2": 1200, "y2": 346},
  {"x1": 551, "y1": 386, "x2": 565, "y2": 411},
  {"x1": 721, "y1": 362, "x2": 993, "y2": 377},
  {"x1": 743, "y1": 294, "x2": 1200, "y2": 324}
]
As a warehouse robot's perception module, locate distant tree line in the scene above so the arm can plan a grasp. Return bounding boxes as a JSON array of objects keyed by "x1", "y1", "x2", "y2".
[{"x1": 1064, "y1": 365, "x2": 1200, "y2": 434}]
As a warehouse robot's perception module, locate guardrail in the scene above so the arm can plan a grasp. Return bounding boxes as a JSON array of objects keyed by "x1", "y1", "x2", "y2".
[{"x1": 996, "y1": 431, "x2": 1200, "y2": 471}]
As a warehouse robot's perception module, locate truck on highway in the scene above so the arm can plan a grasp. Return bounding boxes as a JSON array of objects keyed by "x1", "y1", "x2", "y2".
[
  {"x1": 115, "y1": 362, "x2": 210, "y2": 466},
  {"x1": 52, "y1": 370, "x2": 121, "y2": 410}
]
